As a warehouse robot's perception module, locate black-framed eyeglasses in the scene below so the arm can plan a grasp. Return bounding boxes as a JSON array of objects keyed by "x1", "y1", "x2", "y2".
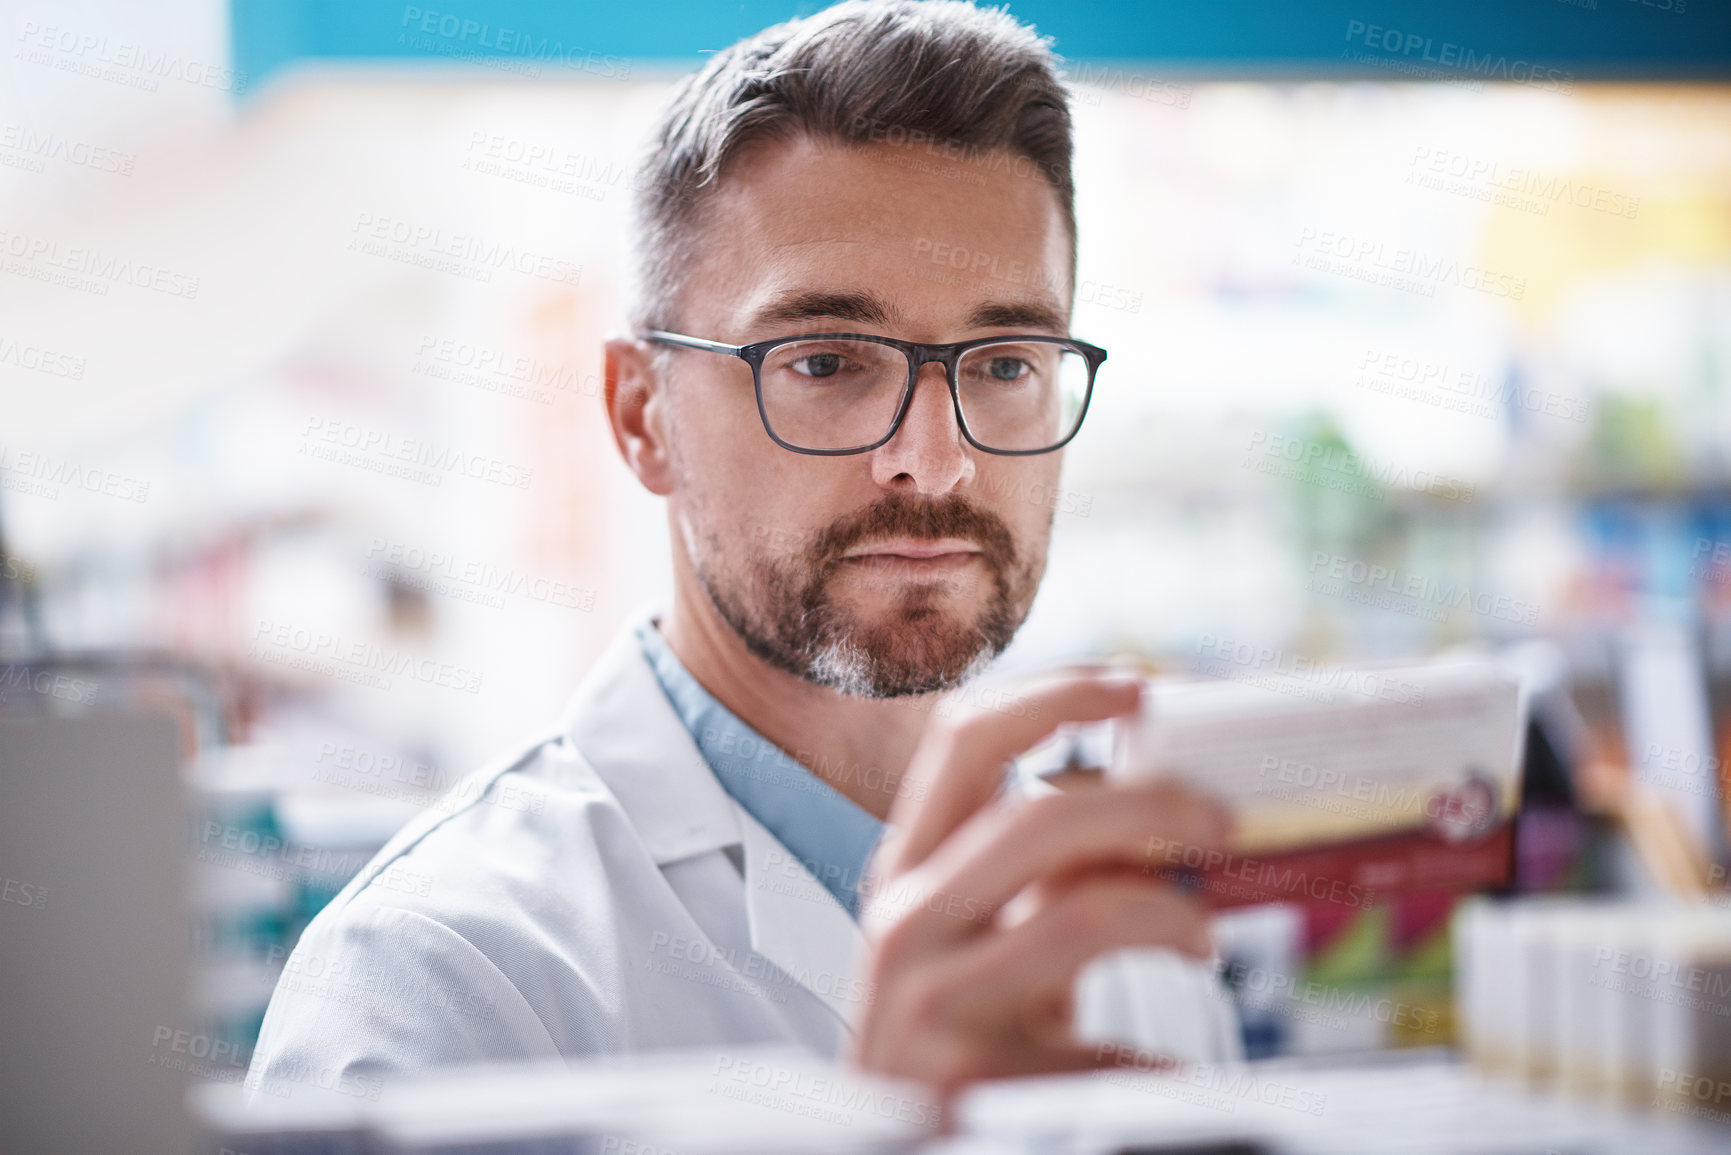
[{"x1": 638, "y1": 329, "x2": 1107, "y2": 456}]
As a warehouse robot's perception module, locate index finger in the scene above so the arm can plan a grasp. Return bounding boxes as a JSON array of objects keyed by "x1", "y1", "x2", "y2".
[{"x1": 880, "y1": 667, "x2": 1144, "y2": 874}]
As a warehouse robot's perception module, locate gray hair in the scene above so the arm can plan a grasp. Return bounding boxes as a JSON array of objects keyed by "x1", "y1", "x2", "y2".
[{"x1": 627, "y1": 0, "x2": 1076, "y2": 332}]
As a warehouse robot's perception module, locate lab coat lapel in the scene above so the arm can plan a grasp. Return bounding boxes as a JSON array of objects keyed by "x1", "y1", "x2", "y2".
[
  {"x1": 564, "y1": 613, "x2": 870, "y2": 1033},
  {"x1": 737, "y1": 806, "x2": 871, "y2": 1034}
]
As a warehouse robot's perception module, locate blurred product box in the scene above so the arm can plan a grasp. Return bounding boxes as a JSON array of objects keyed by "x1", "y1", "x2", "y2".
[
  {"x1": 1115, "y1": 659, "x2": 1528, "y2": 909},
  {"x1": 1456, "y1": 896, "x2": 1731, "y2": 1125}
]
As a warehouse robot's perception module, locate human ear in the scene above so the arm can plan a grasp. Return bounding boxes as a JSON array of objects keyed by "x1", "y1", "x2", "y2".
[{"x1": 603, "y1": 336, "x2": 675, "y2": 496}]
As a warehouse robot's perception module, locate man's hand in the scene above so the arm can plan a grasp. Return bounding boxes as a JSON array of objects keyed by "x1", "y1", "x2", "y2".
[{"x1": 850, "y1": 668, "x2": 1230, "y2": 1096}]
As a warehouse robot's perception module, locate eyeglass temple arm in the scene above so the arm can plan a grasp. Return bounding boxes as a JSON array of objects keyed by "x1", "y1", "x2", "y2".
[{"x1": 638, "y1": 330, "x2": 745, "y2": 356}]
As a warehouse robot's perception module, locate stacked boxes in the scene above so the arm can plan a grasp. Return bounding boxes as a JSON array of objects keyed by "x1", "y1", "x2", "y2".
[{"x1": 1455, "y1": 897, "x2": 1731, "y2": 1124}]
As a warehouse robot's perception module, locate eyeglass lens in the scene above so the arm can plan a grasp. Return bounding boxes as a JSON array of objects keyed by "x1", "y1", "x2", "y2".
[{"x1": 756, "y1": 338, "x2": 1090, "y2": 452}]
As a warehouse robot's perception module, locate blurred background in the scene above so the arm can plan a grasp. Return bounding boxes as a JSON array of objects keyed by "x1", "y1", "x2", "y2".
[{"x1": 3, "y1": 0, "x2": 1731, "y2": 1117}]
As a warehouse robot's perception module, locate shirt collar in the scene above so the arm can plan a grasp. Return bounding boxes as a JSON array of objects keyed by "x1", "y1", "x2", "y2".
[{"x1": 634, "y1": 619, "x2": 885, "y2": 919}]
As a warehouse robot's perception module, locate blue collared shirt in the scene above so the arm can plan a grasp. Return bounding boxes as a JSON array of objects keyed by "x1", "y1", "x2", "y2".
[{"x1": 635, "y1": 620, "x2": 885, "y2": 918}]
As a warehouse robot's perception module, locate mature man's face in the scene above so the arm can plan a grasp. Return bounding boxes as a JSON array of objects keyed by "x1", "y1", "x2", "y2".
[{"x1": 662, "y1": 134, "x2": 1074, "y2": 696}]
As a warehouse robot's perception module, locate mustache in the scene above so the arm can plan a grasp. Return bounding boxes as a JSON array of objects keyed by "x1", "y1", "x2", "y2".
[{"x1": 803, "y1": 491, "x2": 1018, "y2": 574}]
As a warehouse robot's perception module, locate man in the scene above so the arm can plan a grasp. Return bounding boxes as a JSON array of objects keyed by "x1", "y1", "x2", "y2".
[{"x1": 247, "y1": 0, "x2": 1238, "y2": 1099}]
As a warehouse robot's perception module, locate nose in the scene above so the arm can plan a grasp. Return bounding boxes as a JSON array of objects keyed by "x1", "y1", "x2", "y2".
[{"x1": 869, "y1": 359, "x2": 975, "y2": 495}]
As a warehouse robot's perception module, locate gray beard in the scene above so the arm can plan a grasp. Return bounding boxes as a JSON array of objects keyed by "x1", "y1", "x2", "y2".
[{"x1": 690, "y1": 492, "x2": 1040, "y2": 698}]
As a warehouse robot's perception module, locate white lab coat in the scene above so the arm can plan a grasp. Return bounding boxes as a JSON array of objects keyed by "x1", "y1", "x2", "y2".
[{"x1": 245, "y1": 613, "x2": 1240, "y2": 1099}]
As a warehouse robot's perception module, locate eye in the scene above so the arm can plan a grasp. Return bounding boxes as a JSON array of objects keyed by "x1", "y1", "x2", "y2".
[
  {"x1": 791, "y1": 352, "x2": 844, "y2": 378},
  {"x1": 984, "y1": 356, "x2": 1031, "y2": 382}
]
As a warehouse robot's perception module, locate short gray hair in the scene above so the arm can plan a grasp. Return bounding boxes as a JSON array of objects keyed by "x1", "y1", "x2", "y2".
[{"x1": 628, "y1": 0, "x2": 1076, "y2": 332}]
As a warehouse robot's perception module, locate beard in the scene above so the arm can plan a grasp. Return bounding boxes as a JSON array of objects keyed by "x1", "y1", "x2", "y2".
[{"x1": 689, "y1": 491, "x2": 1043, "y2": 698}]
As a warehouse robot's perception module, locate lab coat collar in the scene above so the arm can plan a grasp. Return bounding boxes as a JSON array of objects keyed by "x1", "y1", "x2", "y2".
[
  {"x1": 560, "y1": 617, "x2": 741, "y2": 866},
  {"x1": 560, "y1": 609, "x2": 869, "y2": 1032}
]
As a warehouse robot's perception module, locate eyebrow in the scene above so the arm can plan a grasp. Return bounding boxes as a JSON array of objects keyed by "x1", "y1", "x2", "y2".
[
  {"x1": 746, "y1": 290, "x2": 1071, "y2": 336},
  {"x1": 965, "y1": 301, "x2": 1069, "y2": 333},
  {"x1": 749, "y1": 290, "x2": 900, "y2": 330}
]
